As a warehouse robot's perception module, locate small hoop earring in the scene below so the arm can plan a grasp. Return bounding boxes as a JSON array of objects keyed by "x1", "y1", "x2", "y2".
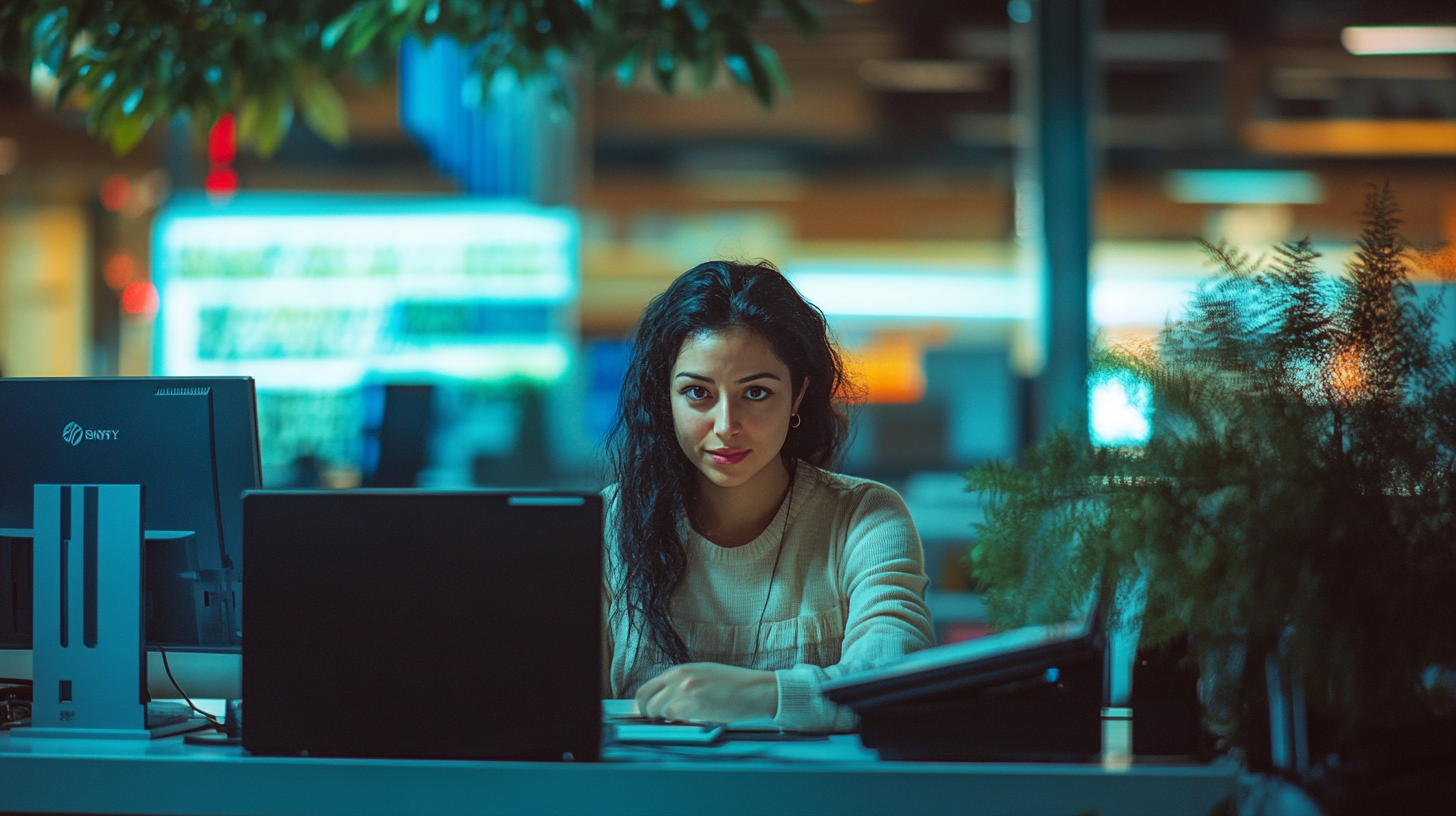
[{"x1": 789, "y1": 413, "x2": 802, "y2": 429}]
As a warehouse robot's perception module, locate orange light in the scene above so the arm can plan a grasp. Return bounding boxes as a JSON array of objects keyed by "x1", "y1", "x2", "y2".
[
  {"x1": 1328, "y1": 345, "x2": 1366, "y2": 401},
  {"x1": 103, "y1": 254, "x2": 136, "y2": 290},
  {"x1": 120, "y1": 281, "x2": 159, "y2": 316},
  {"x1": 847, "y1": 335, "x2": 926, "y2": 405},
  {"x1": 1244, "y1": 120, "x2": 1456, "y2": 156},
  {"x1": 99, "y1": 174, "x2": 130, "y2": 211}
]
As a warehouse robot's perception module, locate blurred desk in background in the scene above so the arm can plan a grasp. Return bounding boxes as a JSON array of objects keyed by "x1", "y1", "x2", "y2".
[{"x1": 0, "y1": 732, "x2": 1234, "y2": 816}]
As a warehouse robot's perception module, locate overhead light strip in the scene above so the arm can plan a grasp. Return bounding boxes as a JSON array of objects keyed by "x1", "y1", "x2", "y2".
[{"x1": 1341, "y1": 26, "x2": 1456, "y2": 56}]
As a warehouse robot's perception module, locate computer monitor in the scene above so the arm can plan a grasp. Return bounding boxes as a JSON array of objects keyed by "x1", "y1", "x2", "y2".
[{"x1": 0, "y1": 377, "x2": 261, "y2": 651}]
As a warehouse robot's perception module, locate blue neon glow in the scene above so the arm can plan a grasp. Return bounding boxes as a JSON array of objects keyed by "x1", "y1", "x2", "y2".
[
  {"x1": 398, "y1": 37, "x2": 562, "y2": 196},
  {"x1": 1090, "y1": 372, "x2": 1153, "y2": 447},
  {"x1": 1165, "y1": 170, "x2": 1323, "y2": 205}
]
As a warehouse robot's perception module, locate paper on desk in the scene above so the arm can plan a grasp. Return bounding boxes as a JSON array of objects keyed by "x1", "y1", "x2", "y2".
[
  {"x1": 602, "y1": 699, "x2": 638, "y2": 719},
  {"x1": 601, "y1": 700, "x2": 781, "y2": 733}
]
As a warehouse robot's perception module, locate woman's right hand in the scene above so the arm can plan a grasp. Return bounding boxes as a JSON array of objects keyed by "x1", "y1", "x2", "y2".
[{"x1": 634, "y1": 662, "x2": 778, "y2": 723}]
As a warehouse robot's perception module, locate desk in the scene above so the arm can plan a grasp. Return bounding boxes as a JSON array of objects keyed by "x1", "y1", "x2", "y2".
[{"x1": 1, "y1": 732, "x2": 1234, "y2": 816}]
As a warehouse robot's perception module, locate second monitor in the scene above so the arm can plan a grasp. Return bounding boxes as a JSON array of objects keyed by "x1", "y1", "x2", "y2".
[{"x1": 0, "y1": 377, "x2": 262, "y2": 651}]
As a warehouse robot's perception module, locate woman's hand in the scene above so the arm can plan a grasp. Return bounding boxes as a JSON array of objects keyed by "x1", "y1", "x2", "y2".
[{"x1": 634, "y1": 663, "x2": 779, "y2": 723}]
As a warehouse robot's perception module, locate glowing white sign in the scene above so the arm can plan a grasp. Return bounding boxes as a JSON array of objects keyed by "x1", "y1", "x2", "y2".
[{"x1": 152, "y1": 195, "x2": 578, "y2": 386}]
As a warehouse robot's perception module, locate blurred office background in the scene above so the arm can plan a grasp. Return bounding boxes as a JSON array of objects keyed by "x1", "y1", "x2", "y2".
[{"x1": 4, "y1": 0, "x2": 1456, "y2": 641}]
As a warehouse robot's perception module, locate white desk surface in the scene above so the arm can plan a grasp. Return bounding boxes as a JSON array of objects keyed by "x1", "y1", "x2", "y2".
[{"x1": 0, "y1": 730, "x2": 1235, "y2": 816}]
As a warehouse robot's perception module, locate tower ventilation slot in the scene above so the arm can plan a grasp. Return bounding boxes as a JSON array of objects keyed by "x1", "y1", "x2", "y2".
[{"x1": 155, "y1": 387, "x2": 211, "y2": 396}]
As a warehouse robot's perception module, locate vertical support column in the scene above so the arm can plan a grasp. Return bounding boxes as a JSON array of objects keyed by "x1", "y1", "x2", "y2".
[
  {"x1": 25, "y1": 484, "x2": 149, "y2": 739},
  {"x1": 1030, "y1": 0, "x2": 1099, "y2": 440}
]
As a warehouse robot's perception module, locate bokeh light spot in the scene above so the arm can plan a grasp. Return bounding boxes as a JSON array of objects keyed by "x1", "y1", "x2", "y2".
[
  {"x1": 120, "y1": 281, "x2": 159, "y2": 316},
  {"x1": 208, "y1": 112, "x2": 237, "y2": 165},
  {"x1": 1090, "y1": 372, "x2": 1153, "y2": 447},
  {"x1": 204, "y1": 168, "x2": 239, "y2": 201},
  {"x1": 103, "y1": 253, "x2": 136, "y2": 290},
  {"x1": 99, "y1": 174, "x2": 130, "y2": 211}
]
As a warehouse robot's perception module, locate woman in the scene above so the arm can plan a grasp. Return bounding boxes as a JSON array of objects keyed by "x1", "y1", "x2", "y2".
[{"x1": 603, "y1": 260, "x2": 935, "y2": 733}]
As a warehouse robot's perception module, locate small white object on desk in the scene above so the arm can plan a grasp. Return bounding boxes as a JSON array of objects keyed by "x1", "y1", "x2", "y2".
[
  {"x1": 612, "y1": 722, "x2": 726, "y2": 745},
  {"x1": 601, "y1": 700, "x2": 783, "y2": 735}
]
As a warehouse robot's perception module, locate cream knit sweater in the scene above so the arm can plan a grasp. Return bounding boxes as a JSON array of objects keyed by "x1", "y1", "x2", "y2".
[{"x1": 603, "y1": 460, "x2": 936, "y2": 733}]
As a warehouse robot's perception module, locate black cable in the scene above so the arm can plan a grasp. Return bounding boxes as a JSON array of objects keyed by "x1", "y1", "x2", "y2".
[
  {"x1": 749, "y1": 469, "x2": 796, "y2": 669},
  {"x1": 157, "y1": 647, "x2": 223, "y2": 727}
]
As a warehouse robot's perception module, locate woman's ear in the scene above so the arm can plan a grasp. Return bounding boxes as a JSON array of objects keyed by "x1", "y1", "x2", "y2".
[{"x1": 792, "y1": 377, "x2": 810, "y2": 415}]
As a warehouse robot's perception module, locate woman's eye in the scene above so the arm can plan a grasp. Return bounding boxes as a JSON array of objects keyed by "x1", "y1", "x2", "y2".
[
  {"x1": 682, "y1": 386, "x2": 710, "y2": 401},
  {"x1": 744, "y1": 386, "x2": 772, "y2": 401}
]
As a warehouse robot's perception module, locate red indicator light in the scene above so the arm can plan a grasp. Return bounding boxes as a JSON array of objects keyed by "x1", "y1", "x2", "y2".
[
  {"x1": 99, "y1": 174, "x2": 129, "y2": 211},
  {"x1": 208, "y1": 113, "x2": 237, "y2": 165},
  {"x1": 204, "y1": 167, "x2": 239, "y2": 200},
  {"x1": 104, "y1": 254, "x2": 136, "y2": 290},
  {"x1": 120, "y1": 281, "x2": 159, "y2": 316}
]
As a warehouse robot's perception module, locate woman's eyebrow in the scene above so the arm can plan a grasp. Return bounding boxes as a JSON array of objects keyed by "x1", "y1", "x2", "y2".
[{"x1": 674, "y1": 371, "x2": 781, "y2": 384}]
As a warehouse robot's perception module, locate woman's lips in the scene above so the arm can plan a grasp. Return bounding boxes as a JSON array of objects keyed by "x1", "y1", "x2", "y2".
[{"x1": 707, "y1": 448, "x2": 750, "y2": 465}]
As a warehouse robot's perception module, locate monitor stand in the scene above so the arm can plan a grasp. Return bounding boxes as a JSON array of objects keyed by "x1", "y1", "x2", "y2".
[{"x1": 14, "y1": 484, "x2": 200, "y2": 740}]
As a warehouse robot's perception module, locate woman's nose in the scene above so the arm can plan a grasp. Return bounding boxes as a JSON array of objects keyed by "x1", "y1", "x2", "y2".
[{"x1": 713, "y1": 398, "x2": 738, "y2": 436}]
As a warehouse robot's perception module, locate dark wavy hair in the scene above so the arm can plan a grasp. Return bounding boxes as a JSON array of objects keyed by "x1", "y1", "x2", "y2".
[{"x1": 605, "y1": 260, "x2": 853, "y2": 665}]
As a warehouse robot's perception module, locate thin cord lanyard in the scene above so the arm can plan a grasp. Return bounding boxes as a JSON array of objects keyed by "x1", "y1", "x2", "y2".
[{"x1": 749, "y1": 469, "x2": 796, "y2": 669}]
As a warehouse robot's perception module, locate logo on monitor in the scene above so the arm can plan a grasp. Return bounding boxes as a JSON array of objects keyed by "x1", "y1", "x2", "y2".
[{"x1": 62, "y1": 422, "x2": 119, "y2": 445}]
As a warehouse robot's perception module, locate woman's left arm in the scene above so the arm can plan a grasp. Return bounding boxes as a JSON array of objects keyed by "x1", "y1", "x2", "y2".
[{"x1": 773, "y1": 484, "x2": 936, "y2": 732}]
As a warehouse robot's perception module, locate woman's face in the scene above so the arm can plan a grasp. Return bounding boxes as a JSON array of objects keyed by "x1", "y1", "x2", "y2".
[{"x1": 670, "y1": 326, "x2": 805, "y2": 489}]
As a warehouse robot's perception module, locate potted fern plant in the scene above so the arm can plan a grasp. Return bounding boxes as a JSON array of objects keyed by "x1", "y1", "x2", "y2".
[{"x1": 966, "y1": 185, "x2": 1456, "y2": 814}]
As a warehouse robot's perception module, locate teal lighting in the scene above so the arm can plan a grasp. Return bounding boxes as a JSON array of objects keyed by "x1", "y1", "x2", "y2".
[
  {"x1": 1165, "y1": 170, "x2": 1323, "y2": 205},
  {"x1": 152, "y1": 194, "x2": 580, "y2": 476},
  {"x1": 1090, "y1": 371, "x2": 1152, "y2": 447},
  {"x1": 152, "y1": 193, "x2": 579, "y2": 388}
]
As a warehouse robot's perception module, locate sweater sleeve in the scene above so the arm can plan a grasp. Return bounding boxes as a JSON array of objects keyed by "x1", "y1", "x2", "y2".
[{"x1": 772, "y1": 483, "x2": 936, "y2": 732}]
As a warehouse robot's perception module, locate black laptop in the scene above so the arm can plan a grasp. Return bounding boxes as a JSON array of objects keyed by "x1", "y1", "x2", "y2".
[{"x1": 241, "y1": 490, "x2": 602, "y2": 761}]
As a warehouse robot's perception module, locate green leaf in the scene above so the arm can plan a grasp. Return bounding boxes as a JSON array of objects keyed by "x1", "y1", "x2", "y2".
[
  {"x1": 754, "y1": 42, "x2": 789, "y2": 100},
  {"x1": 106, "y1": 90, "x2": 155, "y2": 155},
  {"x1": 651, "y1": 42, "x2": 677, "y2": 92},
  {"x1": 613, "y1": 41, "x2": 646, "y2": 87},
  {"x1": 690, "y1": 43, "x2": 717, "y2": 94},
  {"x1": 296, "y1": 71, "x2": 350, "y2": 148},
  {"x1": 4, "y1": 0, "x2": 822, "y2": 151},
  {"x1": 679, "y1": 0, "x2": 711, "y2": 32},
  {"x1": 725, "y1": 32, "x2": 774, "y2": 107},
  {"x1": 237, "y1": 84, "x2": 294, "y2": 158},
  {"x1": 776, "y1": 0, "x2": 822, "y2": 38},
  {"x1": 54, "y1": 59, "x2": 93, "y2": 107},
  {"x1": 320, "y1": 7, "x2": 364, "y2": 52},
  {"x1": 109, "y1": 111, "x2": 154, "y2": 155}
]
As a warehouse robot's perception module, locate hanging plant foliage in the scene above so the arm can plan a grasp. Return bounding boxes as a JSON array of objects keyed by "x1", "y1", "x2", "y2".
[{"x1": 0, "y1": 0, "x2": 820, "y2": 155}]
